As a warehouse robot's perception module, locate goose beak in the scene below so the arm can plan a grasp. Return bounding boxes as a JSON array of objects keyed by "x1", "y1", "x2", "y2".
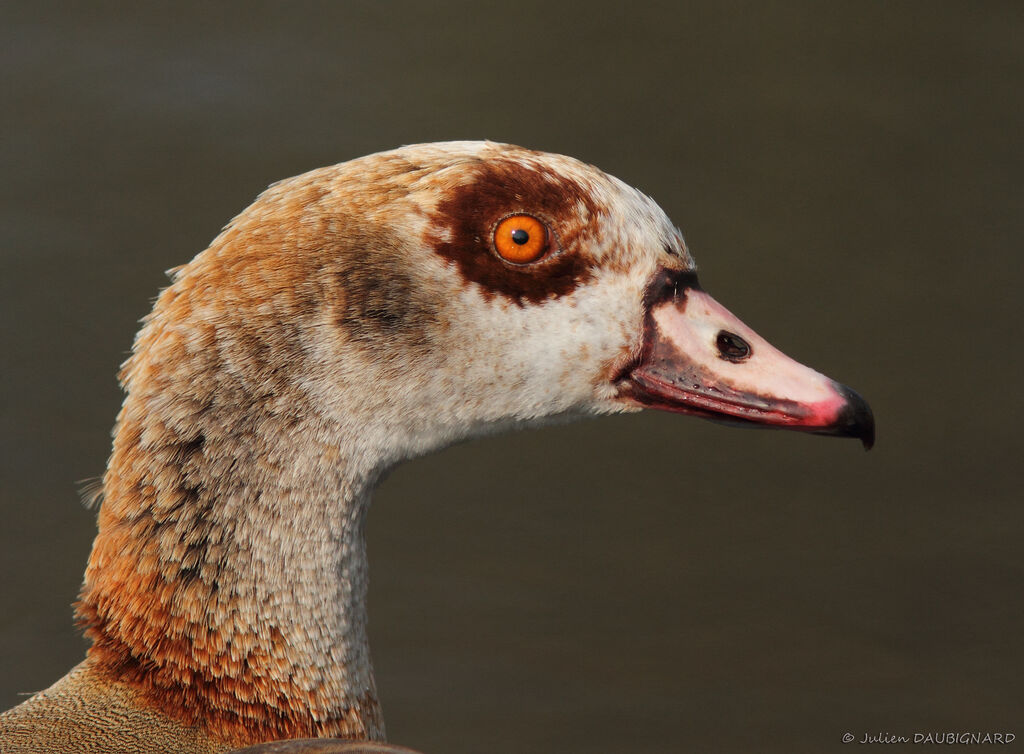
[{"x1": 617, "y1": 269, "x2": 874, "y2": 449}]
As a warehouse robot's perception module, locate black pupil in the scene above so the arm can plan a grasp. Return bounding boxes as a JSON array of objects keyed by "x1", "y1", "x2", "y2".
[
  {"x1": 510, "y1": 228, "x2": 530, "y2": 245},
  {"x1": 716, "y1": 331, "x2": 751, "y2": 361}
]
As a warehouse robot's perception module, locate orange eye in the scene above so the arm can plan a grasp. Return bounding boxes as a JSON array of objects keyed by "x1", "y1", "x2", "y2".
[{"x1": 493, "y1": 214, "x2": 549, "y2": 264}]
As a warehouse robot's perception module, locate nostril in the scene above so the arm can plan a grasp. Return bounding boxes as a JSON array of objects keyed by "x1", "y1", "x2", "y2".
[{"x1": 716, "y1": 330, "x2": 751, "y2": 362}]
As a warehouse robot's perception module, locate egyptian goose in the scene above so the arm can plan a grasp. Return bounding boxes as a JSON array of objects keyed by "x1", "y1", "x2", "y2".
[{"x1": 0, "y1": 142, "x2": 872, "y2": 753}]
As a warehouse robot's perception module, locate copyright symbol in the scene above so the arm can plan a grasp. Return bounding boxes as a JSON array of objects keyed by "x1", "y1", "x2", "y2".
[{"x1": 843, "y1": 733, "x2": 855, "y2": 743}]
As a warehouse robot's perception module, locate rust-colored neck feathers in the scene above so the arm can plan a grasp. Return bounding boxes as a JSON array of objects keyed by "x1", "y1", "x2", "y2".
[{"x1": 74, "y1": 171, "x2": 394, "y2": 747}]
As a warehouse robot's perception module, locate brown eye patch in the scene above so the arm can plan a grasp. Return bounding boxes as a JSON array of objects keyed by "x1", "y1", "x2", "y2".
[{"x1": 429, "y1": 157, "x2": 602, "y2": 306}]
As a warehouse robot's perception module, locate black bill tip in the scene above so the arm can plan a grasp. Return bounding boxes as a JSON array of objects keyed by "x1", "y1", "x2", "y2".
[{"x1": 827, "y1": 383, "x2": 875, "y2": 451}]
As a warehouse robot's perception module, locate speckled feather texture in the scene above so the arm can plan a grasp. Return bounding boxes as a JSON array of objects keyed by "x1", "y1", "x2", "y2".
[{"x1": 0, "y1": 142, "x2": 692, "y2": 753}]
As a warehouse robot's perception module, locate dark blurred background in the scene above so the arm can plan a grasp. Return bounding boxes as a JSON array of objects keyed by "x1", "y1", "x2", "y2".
[{"x1": 1, "y1": 2, "x2": 1021, "y2": 753}]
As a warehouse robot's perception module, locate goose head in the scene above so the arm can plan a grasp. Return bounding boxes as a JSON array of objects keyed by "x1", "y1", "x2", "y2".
[
  {"x1": 207, "y1": 140, "x2": 870, "y2": 467},
  {"x1": 4, "y1": 141, "x2": 871, "y2": 753}
]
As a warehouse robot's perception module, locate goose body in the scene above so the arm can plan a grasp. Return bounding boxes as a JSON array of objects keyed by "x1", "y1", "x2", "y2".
[{"x1": 0, "y1": 141, "x2": 872, "y2": 753}]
